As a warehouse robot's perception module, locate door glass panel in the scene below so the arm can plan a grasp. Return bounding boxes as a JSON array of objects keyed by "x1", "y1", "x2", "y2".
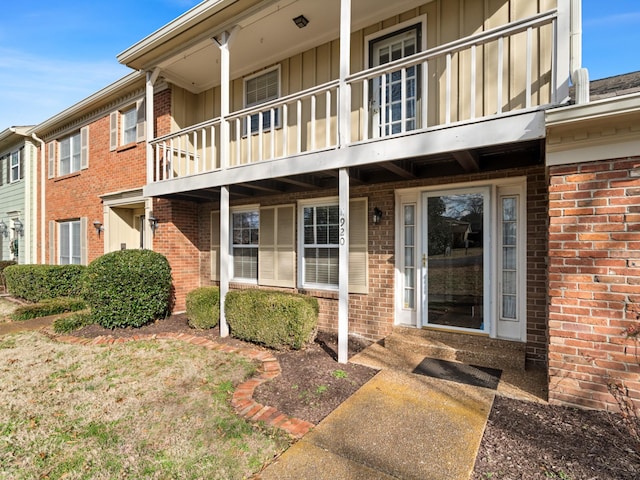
[
  {"x1": 500, "y1": 196, "x2": 518, "y2": 320},
  {"x1": 371, "y1": 27, "x2": 420, "y2": 137},
  {"x1": 426, "y1": 193, "x2": 484, "y2": 330},
  {"x1": 403, "y1": 204, "x2": 416, "y2": 310}
]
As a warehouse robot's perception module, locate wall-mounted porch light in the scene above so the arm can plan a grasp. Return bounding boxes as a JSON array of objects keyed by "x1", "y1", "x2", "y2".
[
  {"x1": 13, "y1": 219, "x2": 23, "y2": 237},
  {"x1": 93, "y1": 220, "x2": 104, "y2": 237},
  {"x1": 372, "y1": 207, "x2": 383, "y2": 225},
  {"x1": 148, "y1": 212, "x2": 159, "y2": 234},
  {"x1": 0, "y1": 221, "x2": 7, "y2": 238},
  {"x1": 293, "y1": 15, "x2": 309, "y2": 28}
]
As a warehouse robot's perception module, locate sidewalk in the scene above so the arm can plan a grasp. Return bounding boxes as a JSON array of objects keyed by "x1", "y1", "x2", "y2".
[
  {"x1": 0, "y1": 315, "x2": 55, "y2": 336},
  {"x1": 257, "y1": 366, "x2": 495, "y2": 480}
]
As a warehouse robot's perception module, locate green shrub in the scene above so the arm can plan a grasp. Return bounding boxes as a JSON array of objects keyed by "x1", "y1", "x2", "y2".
[
  {"x1": 0, "y1": 260, "x2": 16, "y2": 291},
  {"x1": 83, "y1": 250, "x2": 172, "y2": 329},
  {"x1": 4, "y1": 264, "x2": 86, "y2": 302},
  {"x1": 186, "y1": 286, "x2": 220, "y2": 329},
  {"x1": 225, "y1": 289, "x2": 318, "y2": 350},
  {"x1": 53, "y1": 311, "x2": 93, "y2": 334},
  {"x1": 11, "y1": 297, "x2": 87, "y2": 321}
]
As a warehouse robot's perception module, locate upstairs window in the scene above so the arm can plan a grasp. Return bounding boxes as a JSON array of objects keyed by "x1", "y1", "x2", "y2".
[
  {"x1": 109, "y1": 100, "x2": 145, "y2": 150},
  {"x1": 59, "y1": 132, "x2": 81, "y2": 176},
  {"x1": 48, "y1": 127, "x2": 89, "y2": 178},
  {"x1": 9, "y1": 150, "x2": 21, "y2": 182},
  {"x1": 244, "y1": 66, "x2": 280, "y2": 134},
  {"x1": 122, "y1": 106, "x2": 137, "y2": 145}
]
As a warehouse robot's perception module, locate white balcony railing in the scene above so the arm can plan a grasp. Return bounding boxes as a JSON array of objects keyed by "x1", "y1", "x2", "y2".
[{"x1": 150, "y1": 9, "x2": 559, "y2": 183}]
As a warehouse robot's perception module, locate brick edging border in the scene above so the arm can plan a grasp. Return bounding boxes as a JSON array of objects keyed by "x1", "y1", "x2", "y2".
[{"x1": 50, "y1": 331, "x2": 315, "y2": 439}]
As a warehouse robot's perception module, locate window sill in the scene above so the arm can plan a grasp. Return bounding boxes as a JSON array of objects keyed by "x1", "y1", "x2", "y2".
[
  {"x1": 298, "y1": 288, "x2": 339, "y2": 300},
  {"x1": 116, "y1": 143, "x2": 137, "y2": 153},
  {"x1": 53, "y1": 172, "x2": 81, "y2": 182}
]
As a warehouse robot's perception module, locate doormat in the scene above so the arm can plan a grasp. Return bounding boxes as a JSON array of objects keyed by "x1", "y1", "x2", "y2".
[{"x1": 412, "y1": 358, "x2": 502, "y2": 390}]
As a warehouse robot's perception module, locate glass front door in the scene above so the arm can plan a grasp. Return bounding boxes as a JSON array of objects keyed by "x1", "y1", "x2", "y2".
[{"x1": 423, "y1": 189, "x2": 488, "y2": 332}]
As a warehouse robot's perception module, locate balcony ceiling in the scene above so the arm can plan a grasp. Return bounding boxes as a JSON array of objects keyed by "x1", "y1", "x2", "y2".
[{"x1": 124, "y1": 0, "x2": 430, "y2": 93}]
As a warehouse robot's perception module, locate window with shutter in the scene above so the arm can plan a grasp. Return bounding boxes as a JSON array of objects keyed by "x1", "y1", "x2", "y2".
[
  {"x1": 298, "y1": 197, "x2": 368, "y2": 292},
  {"x1": 259, "y1": 204, "x2": 295, "y2": 288}
]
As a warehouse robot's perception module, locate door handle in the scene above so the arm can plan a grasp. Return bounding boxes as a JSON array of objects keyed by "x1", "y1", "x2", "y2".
[{"x1": 422, "y1": 254, "x2": 427, "y2": 267}]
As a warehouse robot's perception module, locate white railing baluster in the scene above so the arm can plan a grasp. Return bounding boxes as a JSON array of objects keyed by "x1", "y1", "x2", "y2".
[
  {"x1": 326, "y1": 90, "x2": 331, "y2": 148},
  {"x1": 362, "y1": 80, "x2": 369, "y2": 141},
  {"x1": 296, "y1": 99, "x2": 302, "y2": 154},
  {"x1": 311, "y1": 94, "x2": 317, "y2": 151},
  {"x1": 234, "y1": 119, "x2": 240, "y2": 166},
  {"x1": 470, "y1": 44, "x2": 477, "y2": 120},
  {"x1": 401, "y1": 67, "x2": 407, "y2": 133},
  {"x1": 258, "y1": 111, "x2": 263, "y2": 161},
  {"x1": 246, "y1": 116, "x2": 252, "y2": 165},
  {"x1": 282, "y1": 103, "x2": 289, "y2": 157},
  {"x1": 526, "y1": 26, "x2": 533, "y2": 108},
  {"x1": 200, "y1": 127, "x2": 206, "y2": 173},
  {"x1": 446, "y1": 53, "x2": 452, "y2": 124},
  {"x1": 270, "y1": 108, "x2": 276, "y2": 159},
  {"x1": 497, "y1": 36, "x2": 504, "y2": 114}
]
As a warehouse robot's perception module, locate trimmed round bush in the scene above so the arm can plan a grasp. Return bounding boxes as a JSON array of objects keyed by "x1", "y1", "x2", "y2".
[
  {"x1": 225, "y1": 289, "x2": 318, "y2": 350},
  {"x1": 83, "y1": 250, "x2": 172, "y2": 329},
  {"x1": 186, "y1": 286, "x2": 220, "y2": 329}
]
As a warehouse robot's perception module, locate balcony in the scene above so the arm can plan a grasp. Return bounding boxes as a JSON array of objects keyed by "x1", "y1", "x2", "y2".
[{"x1": 146, "y1": 8, "x2": 565, "y2": 197}]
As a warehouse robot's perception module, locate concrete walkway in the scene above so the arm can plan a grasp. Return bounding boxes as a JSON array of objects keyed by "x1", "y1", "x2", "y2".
[
  {"x1": 0, "y1": 315, "x2": 55, "y2": 336},
  {"x1": 257, "y1": 365, "x2": 495, "y2": 480}
]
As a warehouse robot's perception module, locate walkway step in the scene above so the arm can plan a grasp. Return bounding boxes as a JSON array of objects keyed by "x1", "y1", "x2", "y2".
[{"x1": 385, "y1": 326, "x2": 526, "y2": 371}]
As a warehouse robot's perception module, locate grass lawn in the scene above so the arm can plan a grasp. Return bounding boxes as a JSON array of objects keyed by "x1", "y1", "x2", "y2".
[{"x1": 0, "y1": 332, "x2": 291, "y2": 479}]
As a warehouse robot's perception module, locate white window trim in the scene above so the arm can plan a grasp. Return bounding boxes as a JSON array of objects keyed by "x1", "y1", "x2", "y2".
[
  {"x1": 243, "y1": 65, "x2": 282, "y2": 135},
  {"x1": 298, "y1": 196, "x2": 340, "y2": 291},
  {"x1": 230, "y1": 204, "x2": 260, "y2": 284},
  {"x1": 9, "y1": 150, "x2": 20, "y2": 183}
]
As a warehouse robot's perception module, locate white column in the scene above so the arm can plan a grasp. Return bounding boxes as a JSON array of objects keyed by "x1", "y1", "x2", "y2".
[
  {"x1": 339, "y1": 0, "x2": 351, "y2": 148},
  {"x1": 219, "y1": 185, "x2": 230, "y2": 337},
  {"x1": 145, "y1": 68, "x2": 160, "y2": 184},
  {"x1": 338, "y1": 168, "x2": 350, "y2": 363},
  {"x1": 555, "y1": 0, "x2": 571, "y2": 104}
]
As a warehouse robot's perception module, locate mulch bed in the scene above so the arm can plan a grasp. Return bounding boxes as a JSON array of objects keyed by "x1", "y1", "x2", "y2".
[{"x1": 69, "y1": 314, "x2": 640, "y2": 478}]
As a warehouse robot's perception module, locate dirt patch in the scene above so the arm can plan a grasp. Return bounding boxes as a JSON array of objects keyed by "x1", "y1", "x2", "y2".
[{"x1": 69, "y1": 314, "x2": 640, "y2": 478}]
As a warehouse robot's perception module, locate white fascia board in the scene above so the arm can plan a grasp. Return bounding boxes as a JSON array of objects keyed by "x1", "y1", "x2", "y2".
[
  {"x1": 117, "y1": 0, "x2": 230, "y2": 65},
  {"x1": 27, "y1": 71, "x2": 145, "y2": 136},
  {"x1": 546, "y1": 92, "x2": 640, "y2": 126}
]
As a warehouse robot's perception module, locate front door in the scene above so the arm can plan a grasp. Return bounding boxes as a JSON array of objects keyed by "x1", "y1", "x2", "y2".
[
  {"x1": 370, "y1": 24, "x2": 420, "y2": 137},
  {"x1": 422, "y1": 189, "x2": 489, "y2": 333}
]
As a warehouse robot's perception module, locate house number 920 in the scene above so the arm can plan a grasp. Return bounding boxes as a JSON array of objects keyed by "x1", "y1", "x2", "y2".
[{"x1": 339, "y1": 215, "x2": 346, "y2": 245}]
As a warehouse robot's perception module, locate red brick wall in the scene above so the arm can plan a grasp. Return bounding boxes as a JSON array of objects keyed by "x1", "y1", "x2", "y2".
[
  {"x1": 548, "y1": 157, "x2": 640, "y2": 410},
  {"x1": 44, "y1": 115, "x2": 146, "y2": 264},
  {"x1": 189, "y1": 165, "x2": 547, "y2": 363}
]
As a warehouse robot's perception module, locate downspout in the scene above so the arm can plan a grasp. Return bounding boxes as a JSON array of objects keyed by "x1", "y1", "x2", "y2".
[
  {"x1": 31, "y1": 133, "x2": 46, "y2": 264},
  {"x1": 570, "y1": 0, "x2": 589, "y2": 104}
]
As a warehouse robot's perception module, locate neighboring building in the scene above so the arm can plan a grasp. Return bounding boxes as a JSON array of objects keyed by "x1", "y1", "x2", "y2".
[
  {"x1": 117, "y1": 0, "x2": 575, "y2": 364},
  {"x1": 0, "y1": 127, "x2": 37, "y2": 264},
  {"x1": 28, "y1": 72, "x2": 163, "y2": 267}
]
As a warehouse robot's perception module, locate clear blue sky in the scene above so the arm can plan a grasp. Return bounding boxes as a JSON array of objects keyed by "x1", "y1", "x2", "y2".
[{"x1": 1, "y1": 0, "x2": 638, "y2": 129}]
